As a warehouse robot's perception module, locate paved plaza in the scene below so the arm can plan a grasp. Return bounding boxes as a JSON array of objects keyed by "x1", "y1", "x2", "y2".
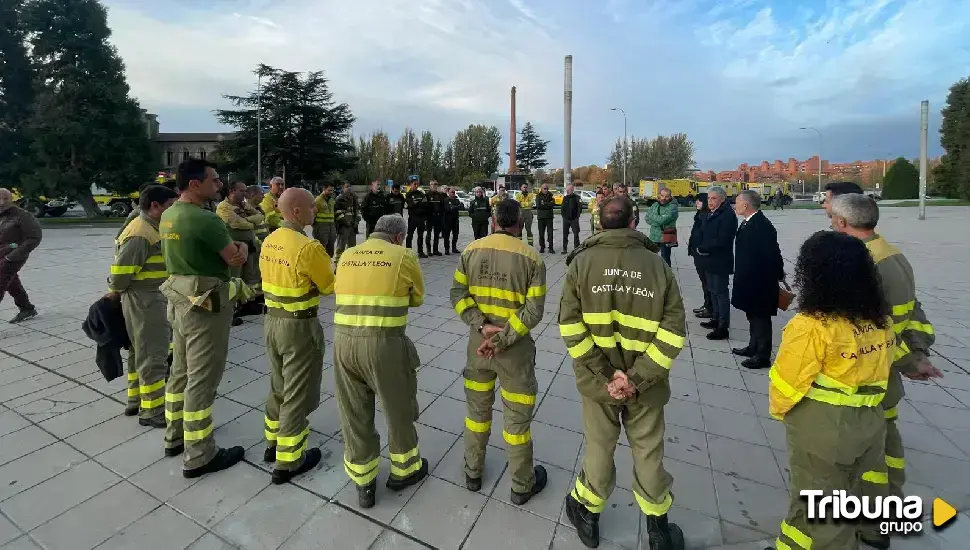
[{"x1": 1, "y1": 207, "x2": 969, "y2": 550}]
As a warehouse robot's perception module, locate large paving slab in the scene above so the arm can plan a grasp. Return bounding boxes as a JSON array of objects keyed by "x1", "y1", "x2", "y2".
[{"x1": 0, "y1": 206, "x2": 967, "y2": 549}]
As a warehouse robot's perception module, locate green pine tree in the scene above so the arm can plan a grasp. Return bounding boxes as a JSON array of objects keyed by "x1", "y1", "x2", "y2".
[
  {"x1": 514, "y1": 121, "x2": 549, "y2": 174},
  {"x1": 23, "y1": 0, "x2": 156, "y2": 216},
  {"x1": 882, "y1": 157, "x2": 920, "y2": 200},
  {"x1": 0, "y1": 0, "x2": 36, "y2": 190},
  {"x1": 934, "y1": 77, "x2": 970, "y2": 199}
]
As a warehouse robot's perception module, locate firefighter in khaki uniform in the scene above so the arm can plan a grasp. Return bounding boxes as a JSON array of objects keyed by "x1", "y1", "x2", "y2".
[
  {"x1": 450, "y1": 199, "x2": 548, "y2": 503},
  {"x1": 108, "y1": 185, "x2": 178, "y2": 426},
  {"x1": 558, "y1": 197, "x2": 687, "y2": 550},
  {"x1": 259, "y1": 188, "x2": 335, "y2": 484},
  {"x1": 313, "y1": 183, "x2": 337, "y2": 257},
  {"x1": 333, "y1": 214, "x2": 428, "y2": 509},
  {"x1": 245, "y1": 186, "x2": 270, "y2": 242},
  {"x1": 829, "y1": 194, "x2": 942, "y2": 549},
  {"x1": 160, "y1": 158, "x2": 255, "y2": 478},
  {"x1": 216, "y1": 182, "x2": 264, "y2": 287},
  {"x1": 260, "y1": 177, "x2": 285, "y2": 233},
  {"x1": 767, "y1": 231, "x2": 895, "y2": 550},
  {"x1": 517, "y1": 183, "x2": 535, "y2": 246}
]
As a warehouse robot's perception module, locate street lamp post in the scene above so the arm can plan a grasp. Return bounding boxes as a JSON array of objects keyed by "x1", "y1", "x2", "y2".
[
  {"x1": 799, "y1": 127, "x2": 823, "y2": 194},
  {"x1": 257, "y1": 73, "x2": 262, "y2": 186},
  {"x1": 611, "y1": 107, "x2": 627, "y2": 186}
]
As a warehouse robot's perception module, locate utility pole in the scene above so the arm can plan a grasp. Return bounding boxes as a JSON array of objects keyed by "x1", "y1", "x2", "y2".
[
  {"x1": 610, "y1": 107, "x2": 627, "y2": 186},
  {"x1": 257, "y1": 72, "x2": 262, "y2": 186},
  {"x1": 919, "y1": 100, "x2": 928, "y2": 220},
  {"x1": 563, "y1": 55, "x2": 573, "y2": 187}
]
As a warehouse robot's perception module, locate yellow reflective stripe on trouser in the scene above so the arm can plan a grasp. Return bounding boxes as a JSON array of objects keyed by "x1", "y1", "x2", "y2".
[
  {"x1": 265, "y1": 417, "x2": 280, "y2": 442},
  {"x1": 500, "y1": 387, "x2": 535, "y2": 406},
  {"x1": 464, "y1": 378, "x2": 496, "y2": 392},
  {"x1": 566, "y1": 336, "x2": 595, "y2": 358},
  {"x1": 559, "y1": 322, "x2": 587, "y2": 337},
  {"x1": 885, "y1": 455, "x2": 905, "y2": 469},
  {"x1": 884, "y1": 406, "x2": 898, "y2": 420},
  {"x1": 633, "y1": 491, "x2": 673, "y2": 516},
  {"x1": 127, "y1": 372, "x2": 139, "y2": 381},
  {"x1": 276, "y1": 427, "x2": 310, "y2": 463},
  {"x1": 465, "y1": 417, "x2": 491, "y2": 433},
  {"x1": 139, "y1": 378, "x2": 166, "y2": 409},
  {"x1": 862, "y1": 471, "x2": 889, "y2": 484},
  {"x1": 183, "y1": 407, "x2": 213, "y2": 441},
  {"x1": 776, "y1": 541, "x2": 794, "y2": 550},
  {"x1": 139, "y1": 380, "x2": 165, "y2": 394},
  {"x1": 389, "y1": 446, "x2": 422, "y2": 477},
  {"x1": 344, "y1": 456, "x2": 379, "y2": 486},
  {"x1": 571, "y1": 478, "x2": 606, "y2": 513},
  {"x1": 503, "y1": 430, "x2": 531, "y2": 445},
  {"x1": 454, "y1": 297, "x2": 476, "y2": 315},
  {"x1": 780, "y1": 521, "x2": 813, "y2": 549}
]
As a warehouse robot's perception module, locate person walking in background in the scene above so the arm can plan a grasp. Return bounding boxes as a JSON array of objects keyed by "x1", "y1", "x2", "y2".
[
  {"x1": 560, "y1": 184, "x2": 582, "y2": 254},
  {"x1": 361, "y1": 181, "x2": 388, "y2": 237},
  {"x1": 442, "y1": 187, "x2": 463, "y2": 254},
  {"x1": 469, "y1": 187, "x2": 491, "y2": 240},
  {"x1": 730, "y1": 190, "x2": 784, "y2": 370},
  {"x1": 0, "y1": 188, "x2": 42, "y2": 323},
  {"x1": 313, "y1": 183, "x2": 337, "y2": 257},
  {"x1": 687, "y1": 198, "x2": 712, "y2": 319},
  {"x1": 535, "y1": 184, "x2": 556, "y2": 253},
  {"x1": 774, "y1": 187, "x2": 785, "y2": 210},
  {"x1": 645, "y1": 188, "x2": 679, "y2": 265},
  {"x1": 693, "y1": 187, "x2": 736, "y2": 340},
  {"x1": 517, "y1": 183, "x2": 535, "y2": 246},
  {"x1": 768, "y1": 231, "x2": 894, "y2": 550}
]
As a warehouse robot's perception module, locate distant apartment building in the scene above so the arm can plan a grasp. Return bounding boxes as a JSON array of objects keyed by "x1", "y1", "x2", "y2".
[{"x1": 696, "y1": 155, "x2": 892, "y2": 187}]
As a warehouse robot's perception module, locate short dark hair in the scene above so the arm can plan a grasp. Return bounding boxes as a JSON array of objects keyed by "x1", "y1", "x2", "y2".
[
  {"x1": 139, "y1": 185, "x2": 178, "y2": 211},
  {"x1": 495, "y1": 199, "x2": 521, "y2": 229},
  {"x1": 824, "y1": 181, "x2": 863, "y2": 197},
  {"x1": 391, "y1": 183, "x2": 401, "y2": 191},
  {"x1": 176, "y1": 158, "x2": 216, "y2": 191},
  {"x1": 600, "y1": 197, "x2": 633, "y2": 229}
]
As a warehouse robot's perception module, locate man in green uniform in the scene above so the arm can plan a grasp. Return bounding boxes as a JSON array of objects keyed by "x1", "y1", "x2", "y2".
[
  {"x1": 559, "y1": 197, "x2": 687, "y2": 550},
  {"x1": 313, "y1": 183, "x2": 337, "y2": 257},
  {"x1": 108, "y1": 185, "x2": 178, "y2": 426},
  {"x1": 333, "y1": 182, "x2": 360, "y2": 262},
  {"x1": 830, "y1": 193, "x2": 942, "y2": 549},
  {"x1": 160, "y1": 158, "x2": 254, "y2": 478},
  {"x1": 260, "y1": 188, "x2": 335, "y2": 484},
  {"x1": 333, "y1": 214, "x2": 428, "y2": 509},
  {"x1": 451, "y1": 199, "x2": 548, "y2": 503},
  {"x1": 260, "y1": 176, "x2": 285, "y2": 232}
]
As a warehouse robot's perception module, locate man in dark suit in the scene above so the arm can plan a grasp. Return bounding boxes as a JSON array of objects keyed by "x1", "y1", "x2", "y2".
[
  {"x1": 694, "y1": 187, "x2": 737, "y2": 340},
  {"x1": 730, "y1": 190, "x2": 784, "y2": 369}
]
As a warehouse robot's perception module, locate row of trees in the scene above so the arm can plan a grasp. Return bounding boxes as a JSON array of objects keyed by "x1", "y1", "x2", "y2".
[
  {"x1": 606, "y1": 133, "x2": 697, "y2": 183},
  {"x1": 934, "y1": 77, "x2": 970, "y2": 200}
]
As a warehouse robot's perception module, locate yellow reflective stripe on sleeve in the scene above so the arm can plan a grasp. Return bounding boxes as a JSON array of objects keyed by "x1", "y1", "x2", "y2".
[
  {"x1": 769, "y1": 366, "x2": 805, "y2": 401},
  {"x1": 895, "y1": 321, "x2": 934, "y2": 335},
  {"x1": 862, "y1": 471, "x2": 889, "y2": 484},
  {"x1": 885, "y1": 455, "x2": 906, "y2": 469},
  {"x1": 655, "y1": 328, "x2": 686, "y2": 348},
  {"x1": 503, "y1": 430, "x2": 531, "y2": 445},
  {"x1": 139, "y1": 379, "x2": 166, "y2": 394},
  {"x1": 133, "y1": 270, "x2": 168, "y2": 280},
  {"x1": 262, "y1": 282, "x2": 313, "y2": 297},
  {"x1": 127, "y1": 372, "x2": 139, "y2": 381},
  {"x1": 146, "y1": 254, "x2": 164, "y2": 263},
  {"x1": 567, "y1": 337, "x2": 595, "y2": 358},
  {"x1": 559, "y1": 322, "x2": 587, "y2": 337},
  {"x1": 183, "y1": 407, "x2": 212, "y2": 422},
  {"x1": 509, "y1": 313, "x2": 529, "y2": 336},
  {"x1": 464, "y1": 378, "x2": 496, "y2": 392},
  {"x1": 464, "y1": 418, "x2": 492, "y2": 433},
  {"x1": 894, "y1": 340, "x2": 911, "y2": 361},
  {"x1": 140, "y1": 396, "x2": 164, "y2": 409},
  {"x1": 454, "y1": 270, "x2": 468, "y2": 286},
  {"x1": 527, "y1": 284, "x2": 546, "y2": 297},
  {"x1": 165, "y1": 392, "x2": 184, "y2": 403},
  {"x1": 111, "y1": 265, "x2": 141, "y2": 275},
  {"x1": 571, "y1": 478, "x2": 606, "y2": 513},
  {"x1": 455, "y1": 297, "x2": 476, "y2": 315},
  {"x1": 336, "y1": 294, "x2": 410, "y2": 307},
  {"x1": 333, "y1": 313, "x2": 407, "y2": 327},
  {"x1": 780, "y1": 521, "x2": 813, "y2": 549},
  {"x1": 500, "y1": 388, "x2": 536, "y2": 406},
  {"x1": 583, "y1": 310, "x2": 660, "y2": 332},
  {"x1": 184, "y1": 424, "x2": 214, "y2": 441},
  {"x1": 633, "y1": 491, "x2": 673, "y2": 516},
  {"x1": 264, "y1": 297, "x2": 321, "y2": 312},
  {"x1": 389, "y1": 446, "x2": 420, "y2": 464},
  {"x1": 892, "y1": 301, "x2": 915, "y2": 316},
  {"x1": 645, "y1": 344, "x2": 675, "y2": 369},
  {"x1": 277, "y1": 427, "x2": 310, "y2": 447},
  {"x1": 884, "y1": 406, "x2": 898, "y2": 420}
]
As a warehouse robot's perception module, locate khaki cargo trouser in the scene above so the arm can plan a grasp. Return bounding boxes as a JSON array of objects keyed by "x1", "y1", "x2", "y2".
[
  {"x1": 464, "y1": 330, "x2": 538, "y2": 493},
  {"x1": 880, "y1": 368, "x2": 905, "y2": 497},
  {"x1": 162, "y1": 278, "x2": 233, "y2": 470},
  {"x1": 122, "y1": 289, "x2": 170, "y2": 420},
  {"x1": 313, "y1": 222, "x2": 337, "y2": 258},
  {"x1": 776, "y1": 399, "x2": 887, "y2": 550},
  {"x1": 520, "y1": 210, "x2": 534, "y2": 245},
  {"x1": 263, "y1": 315, "x2": 325, "y2": 471},
  {"x1": 333, "y1": 328, "x2": 423, "y2": 487},
  {"x1": 242, "y1": 245, "x2": 262, "y2": 290},
  {"x1": 571, "y1": 395, "x2": 674, "y2": 517},
  {"x1": 335, "y1": 225, "x2": 357, "y2": 262}
]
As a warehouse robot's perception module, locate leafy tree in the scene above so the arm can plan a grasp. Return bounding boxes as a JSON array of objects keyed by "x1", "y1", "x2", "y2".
[
  {"x1": 458, "y1": 171, "x2": 486, "y2": 190},
  {"x1": 513, "y1": 121, "x2": 549, "y2": 173},
  {"x1": 418, "y1": 131, "x2": 437, "y2": 182},
  {"x1": 216, "y1": 63, "x2": 356, "y2": 186},
  {"x1": 882, "y1": 157, "x2": 919, "y2": 199},
  {"x1": 392, "y1": 128, "x2": 420, "y2": 184},
  {"x1": 607, "y1": 133, "x2": 695, "y2": 183},
  {"x1": 934, "y1": 78, "x2": 970, "y2": 199},
  {"x1": 452, "y1": 124, "x2": 501, "y2": 183},
  {"x1": 0, "y1": 0, "x2": 34, "y2": 190},
  {"x1": 22, "y1": 0, "x2": 155, "y2": 216}
]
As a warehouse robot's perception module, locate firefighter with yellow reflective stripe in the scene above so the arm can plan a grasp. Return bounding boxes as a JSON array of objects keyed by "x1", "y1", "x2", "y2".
[
  {"x1": 312, "y1": 182, "x2": 337, "y2": 257},
  {"x1": 260, "y1": 176, "x2": 285, "y2": 232},
  {"x1": 450, "y1": 199, "x2": 548, "y2": 503},
  {"x1": 333, "y1": 214, "x2": 428, "y2": 508},
  {"x1": 517, "y1": 183, "x2": 535, "y2": 246},
  {"x1": 558, "y1": 197, "x2": 687, "y2": 550},
  {"x1": 830, "y1": 194, "x2": 942, "y2": 549},
  {"x1": 107, "y1": 185, "x2": 178, "y2": 426},
  {"x1": 160, "y1": 158, "x2": 255, "y2": 478},
  {"x1": 258, "y1": 188, "x2": 335, "y2": 484},
  {"x1": 245, "y1": 186, "x2": 270, "y2": 242},
  {"x1": 217, "y1": 182, "x2": 264, "y2": 288},
  {"x1": 766, "y1": 231, "x2": 894, "y2": 550}
]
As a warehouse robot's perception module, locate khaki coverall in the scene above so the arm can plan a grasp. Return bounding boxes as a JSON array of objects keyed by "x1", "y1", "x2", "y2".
[
  {"x1": 517, "y1": 193, "x2": 535, "y2": 246},
  {"x1": 260, "y1": 222, "x2": 335, "y2": 471},
  {"x1": 332, "y1": 233, "x2": 426, "y2": 487},
  {"x1": 110, "y1": 213, "x2": 171, "y2": 420},
  {"x1": 312, "y1": 193, "x2": 337, "y2": 258},
  {"x1": 558, "y1": 230, "x2": 686, "y2": 519},
  {"x1": 769, "y1": 314, "x2": 894, "y2": 550},
  {"x1": 451, "y1": 232, "x2": 546, "y2": 492},
  {"x1": 216, "y1": 199, "x2": 264, "y2": 290}
]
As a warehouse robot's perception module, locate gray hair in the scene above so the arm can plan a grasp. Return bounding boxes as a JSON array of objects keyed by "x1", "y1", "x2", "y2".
[
  {"x1": 270, "y1": 176, "x2": 284, "y2": 185},
  {"x1": 831, "y1": 193, "x2": 879, "y2": 230},
  {"x1": 737, "y1": 190, "x2": 761, "y2": 210},
  {"x1": 374, "y1": 214, "x2": 407, "y2": 236},
  {"x1": 708, "y1": 186, "x2": 727, "y2": 199}
]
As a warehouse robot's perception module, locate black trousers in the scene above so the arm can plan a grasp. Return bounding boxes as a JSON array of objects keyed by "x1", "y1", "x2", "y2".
[
  {"x1": 443, "y1": 218, "x2": 459, "y2": 251},
  {"x1": 537, "y1": 218, "x2": 554, "y2": 250},
  {"x1": 426, "y1": 217, "x2": 443, "y2": 252},
  {"x1": 693, "y1": 258, "x2": 712, "y2": 311},
  {"x1": 472, "y1": 221, "x2": 489, "y2": 240},
  {"x1": 747, "y1": 312, "x2": 773, "y2": 362},
  {"x1": 365, "y1": 219, "x2": 378, "y2": 237},
  {"x1": 706, "y1": 271, "x2": 731, "y2": 329},
  {"x1": 406, "y1": 216, "x2": 427, "y2": 253},
  {"x1": 562, "y1": 218, "x2": 580, "y2": 250}
]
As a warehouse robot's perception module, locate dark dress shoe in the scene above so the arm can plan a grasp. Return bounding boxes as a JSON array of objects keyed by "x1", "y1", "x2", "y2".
[
  {"x1": 741, "y1": 357, "x2": 770, "y2": 370},
  {"x1": 694, "y1": 309, "x2": 712, "y2": 319},
  {"x1": 692, "y1": 306, "x2": 706, "y2": 314},
  {"x1": 700, "y1": 320, "x2": 718, "y2": 329},
  {"x1": 707, "y1": 329, "x2": 729, "y2": 340},
  {"x1": 732, "y1": 347, "x2": 755, "y2": 357}
]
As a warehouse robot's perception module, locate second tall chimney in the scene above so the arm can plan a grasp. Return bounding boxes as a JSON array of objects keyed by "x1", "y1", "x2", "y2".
[{"x1": 509, "y1": 86, "x2": 517, "y2": 173}]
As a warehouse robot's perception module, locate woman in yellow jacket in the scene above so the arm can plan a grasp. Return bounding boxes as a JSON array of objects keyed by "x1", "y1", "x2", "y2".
[{"x1": 768, "y1": 231, "x2": 894, "y2": 550}]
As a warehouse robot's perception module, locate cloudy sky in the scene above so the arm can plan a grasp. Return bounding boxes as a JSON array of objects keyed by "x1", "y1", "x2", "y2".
[{"x1": 105, "y1": 0, "x2": 968, "y2": 171}]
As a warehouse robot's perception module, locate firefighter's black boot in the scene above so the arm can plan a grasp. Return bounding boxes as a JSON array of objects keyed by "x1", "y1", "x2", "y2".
[
  {"x1": 645, "y1": 514, "x2": 685, "y2": 550},
  {"x1": 565, "y1": 493, "x2": 600, "y2": 548}
]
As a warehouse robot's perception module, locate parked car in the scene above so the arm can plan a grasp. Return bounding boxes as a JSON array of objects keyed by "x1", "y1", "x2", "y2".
[
  {"x1": 455, "y1": 190, "x2": 472, "y2": 209},
  {"x1": 813, "y1": 191, "x2": 826, "y2": 204},
  {"x1": 577, "y1": 190, "x2": 595, "y2": 208}
]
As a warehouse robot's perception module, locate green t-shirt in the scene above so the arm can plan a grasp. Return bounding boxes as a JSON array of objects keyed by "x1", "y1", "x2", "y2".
[{"x1": 160, "y1": 201, "x2": 233, "y2": 281}]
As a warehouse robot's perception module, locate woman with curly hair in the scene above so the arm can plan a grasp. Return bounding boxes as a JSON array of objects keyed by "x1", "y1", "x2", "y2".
[{"x1": 767, "y1": 231, "x2": 895, "y2": 550}]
